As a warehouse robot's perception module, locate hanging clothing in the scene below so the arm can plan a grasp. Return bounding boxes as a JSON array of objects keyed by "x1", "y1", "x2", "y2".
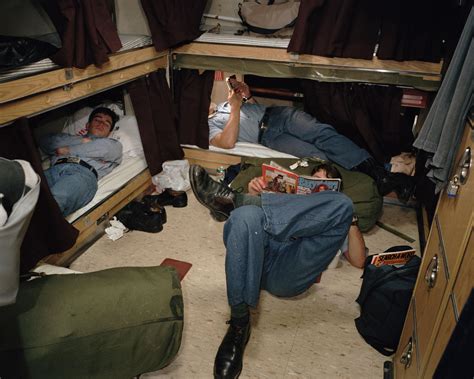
[{"x1": 413, "y1": 7, "x2": 474, "y2": 192}]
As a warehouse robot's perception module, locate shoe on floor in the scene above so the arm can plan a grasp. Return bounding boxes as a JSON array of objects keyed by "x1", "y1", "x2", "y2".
[
  {"x1": 214, "y1": 320, "x2": 251, "y2": 379},
  {"x1": 116, "y1": 201, "x2": 164, "y2": 233},
  {"x1": 143, "y1": 188, "x2": 187, "y2": 208}
]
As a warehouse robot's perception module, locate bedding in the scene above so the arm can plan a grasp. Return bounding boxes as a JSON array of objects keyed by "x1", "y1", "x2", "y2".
[
  {"x1": 182, "y1": 142, "x2": 297, "y2": 159},
  {"x1": 0, "y1": 34, "x2": 152, "y2": 83}
]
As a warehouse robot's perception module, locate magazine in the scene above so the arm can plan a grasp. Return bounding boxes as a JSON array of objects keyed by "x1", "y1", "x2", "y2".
[
  {"x1": 261, "y1": 162, "x2": 341, "y2": 194},
  {"x1": 370, "y1": 248, "x2": 416, "y2": 267}
]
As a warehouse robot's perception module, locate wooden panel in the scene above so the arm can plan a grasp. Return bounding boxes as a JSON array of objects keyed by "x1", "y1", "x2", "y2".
[
  {"x1": 413, "y1": 218, "x2": 449, "y2": 365},
  {"x1": 183, "y1": 147, "x2": 241, "y2": 170},
  {"x1": 0, "y1": 47, "x2": 167, "y2": 104},
  {"x1": 173, "y1": 43, "x2": 441, "y2": 77},
  {"x1": 0, "y1": 56, "x2": 167, "y2": 125},
  {"x1": 42, "y1": 169, "x2": 151, "y2": 266},
  {"x1": 435, "y1": 126, "x2": 474, "y2": 272},
  {"x1": 424, "y1": 225, "x2": 473, "y2": 378},
  {"x1": 394, "y1": 301, "x2": 419, "y2": 379}
]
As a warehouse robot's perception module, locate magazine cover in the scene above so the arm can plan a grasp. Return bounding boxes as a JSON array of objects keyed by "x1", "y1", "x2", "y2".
[
  {"x1": 261, "y1": 162, "x2": 341, "y2": 194},
  {"x1": 370, "y1": 248, "x2": 416, "y2": 267}
]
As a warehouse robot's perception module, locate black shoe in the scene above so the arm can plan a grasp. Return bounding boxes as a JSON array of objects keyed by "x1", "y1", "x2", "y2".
[
  {"x1": 143, "y1": 188, "x2": 188, "y2": 208},
  {"x1": 189, "y1": 165, "x2": 236, "y2": 221},
  {"x1": 214, "y1": 320, "x2": 251, "y2": 379},
  {"x1": 116, "y1": 201, "x2": 164, "y2": 233}
]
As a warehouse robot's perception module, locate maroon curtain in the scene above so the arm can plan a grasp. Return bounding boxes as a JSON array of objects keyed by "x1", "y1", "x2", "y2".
[
  {"x1": 173, "y1": 69, "x2": 214, "y2": 148},
  {"x1": 0, "y1": 119, "x2": 79, "y2": 273},
  {"x1": 140, "y1": 0, "x2": 207, "y2": 51},
  {"x1": 42, "y1": 0, "x2": 122, "y2": 68},
  {"x1": 377, "y1": 0, "x2": 444, "y2": 62},
  {"x1": 301, "y1": 81, "x2": 416, "y2": 162},
  {"x1": 288, "y1": 0, "x2": 381, "y2": 59},
  {"x1": 128, "y1": 70, "x2": 183, "y2": 176}
]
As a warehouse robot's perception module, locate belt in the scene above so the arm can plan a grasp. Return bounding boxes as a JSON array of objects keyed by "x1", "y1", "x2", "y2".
[
  {"x1": 258, "y1": 108, "x2": 272, "y2": 143},
  {"x1": 55, "y1": 157, "x2": 98, "y2": 178}
]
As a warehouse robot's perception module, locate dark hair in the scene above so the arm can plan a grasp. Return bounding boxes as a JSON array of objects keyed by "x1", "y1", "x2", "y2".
[
  {"x1": 311, "y1": 163, "x2": 342, "y2": 179},
  {"x1": 88, "y1": 107, "x2": 119, "y2": 130}
]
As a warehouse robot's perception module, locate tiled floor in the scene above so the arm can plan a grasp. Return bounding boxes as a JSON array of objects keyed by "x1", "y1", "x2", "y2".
[{"x1": 71, "y1": 192, "x2": 420, "y2": 378}]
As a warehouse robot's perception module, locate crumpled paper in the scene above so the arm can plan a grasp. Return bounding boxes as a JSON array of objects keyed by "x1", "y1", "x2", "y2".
[{"x1": 105, "y1": 217, "x2": 128, "y2": 241}]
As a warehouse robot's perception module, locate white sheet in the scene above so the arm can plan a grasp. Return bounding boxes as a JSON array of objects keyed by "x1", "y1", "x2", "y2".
[
  {"x1": 66, "y1": 155, "x2": 147, "y2": 223},
  {"x1": 182, "y1": 142, "x2": 297, "y2": 159},
  {"x1": 196, "y1": 30, "x2": 290, "y2": 49}
]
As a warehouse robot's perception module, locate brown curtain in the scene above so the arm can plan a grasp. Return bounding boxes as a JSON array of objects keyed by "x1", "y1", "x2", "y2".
[
  {"x1": 288, "y1": 0, "x2": 381, "y2": 59},
  {"x1": 377, "y1": 0, "x2": 444, "y2": 62},
  {"x1": 128, "y1": 70, "x2": 183, "y2": 176},
  {"x1": 41, "y1": 0, "x2": 122, "y2": 68},
  {"x1": 0, "y1": 119, "x2": 79, "y2": 273},
  {"x1": 301, "y1": 81, "x2": 416, "y2": 162},
  {"x1": 172, "y1": 69, "x2": 214, "y2": 148},
  {"x1": 140, "y1": 0, "x2": 207, "y2": 51},
  {"x1": 289, "y1": 0, "x2": 465, "y2": 62}
]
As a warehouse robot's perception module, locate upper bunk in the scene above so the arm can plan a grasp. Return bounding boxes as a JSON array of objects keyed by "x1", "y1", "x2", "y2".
[
  {"x1": 0, "y1": 41, "x2": 167, "y2": 126},
  {"x1": 172, "y1": 28, "x2": 443, "y2": 92}
]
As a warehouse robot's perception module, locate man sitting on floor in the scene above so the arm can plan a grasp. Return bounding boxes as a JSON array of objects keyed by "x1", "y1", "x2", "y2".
[
  {"x1": 189, "y1": 164, "x2": 366, "y2": 378},
  {"x1": 39, "y1": 107, "x2": 122, "y2": 216},
  {"x1": 208, "y1": 77, "x2": 414, "y2": 201}
]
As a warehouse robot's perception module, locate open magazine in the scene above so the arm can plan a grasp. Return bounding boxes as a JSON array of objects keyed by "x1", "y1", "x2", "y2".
[
  {"x1": 370, "y1": 248, "x2": 416, "y2": 267},
  {"x1": 261, "y1": 162, "x2": 341, "y2": 194}
]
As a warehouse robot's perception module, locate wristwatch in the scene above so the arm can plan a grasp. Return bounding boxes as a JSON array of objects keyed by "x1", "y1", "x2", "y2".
[{"x1": 351, "y1": 215, "x2": 359, "y2": 226}]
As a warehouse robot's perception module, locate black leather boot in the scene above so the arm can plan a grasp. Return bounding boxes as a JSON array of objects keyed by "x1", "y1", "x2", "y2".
[
  {"x1": 214, "y1": 320, "x2": 251, "y2": 379},
  {"x1": 189, "y1": 165, "x2": 236, "y2": 220}
]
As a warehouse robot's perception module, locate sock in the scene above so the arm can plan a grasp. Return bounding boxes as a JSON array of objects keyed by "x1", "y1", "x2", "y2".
[
  {"x1": 234, "y1": 193, "x2": 262, "y2": 208},
  {"x1": 230, "y1": 303, "x2": 250, "y2": 326}
]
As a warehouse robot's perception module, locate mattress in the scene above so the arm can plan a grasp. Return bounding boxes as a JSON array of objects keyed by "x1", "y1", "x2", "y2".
[
  {"x1": 196, "y1": 30, "x2": 290, "y2": 49},
  {"x1": 66, "y1": 155, "x2": 148, "y2": 223},
  {"x1": 182, "y1": 142, "x2": 297, "y2": 159},
  {"x1": 0, "y1": 34, "x2": 153, "y2": 83}
]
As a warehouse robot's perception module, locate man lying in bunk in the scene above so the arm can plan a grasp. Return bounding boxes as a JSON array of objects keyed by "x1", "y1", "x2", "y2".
[
  {"x1": 208, "y1": 77, "x2": 414, "y2": 202},
  {"x1": 189, "y1": 163, "x2": 366, "y2": 379},
  {"x1": 39, "y1": 107, "x2": 122, "y2": 216}
]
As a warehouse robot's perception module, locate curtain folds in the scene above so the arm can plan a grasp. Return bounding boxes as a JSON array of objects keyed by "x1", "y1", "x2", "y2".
[
  {"x1": 289, "y1": 0, "x2": 464, "y2": 62},
  {"x1": 140, "y1": 0, "x2": 207, "y2": 51},
  {"x1": 128, "y1": 70, "x2": 184, "y2": 176},
  {"x1": 173, "y1": 69, "x2": 214, "y2": 148},
  {"x1": 41, "y1": 0, "x2": 122, "y2": 68},
  {"x1": 0, "y1": 118, "x2": 79, "y2": 273},
  {"x1": 301, "y1": 81, "x2": 415, "y2": 162}
]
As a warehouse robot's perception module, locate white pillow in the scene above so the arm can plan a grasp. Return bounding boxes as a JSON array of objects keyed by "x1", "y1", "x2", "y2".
[
  {"x1": 62, "y1": 103, "x2": 125, "y2": 136},
  {"x1": 110, "y1": 115, "x2": 144, "y2": 158}
]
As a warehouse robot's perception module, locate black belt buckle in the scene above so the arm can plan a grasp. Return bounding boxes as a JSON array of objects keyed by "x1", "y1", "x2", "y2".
[{"x1": 55, "y1": 157, "x2": 98, "y2": 178}]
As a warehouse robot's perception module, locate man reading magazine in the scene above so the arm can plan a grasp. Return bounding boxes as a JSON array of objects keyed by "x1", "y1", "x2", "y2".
[{"x1": 189, "y1": 162, "x2": 366, "y2": 379}]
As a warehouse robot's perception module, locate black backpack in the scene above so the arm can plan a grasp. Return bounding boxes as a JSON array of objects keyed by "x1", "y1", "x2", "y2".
[{"x1": 354, "y1": 246, "x2": 421, "y2": 356}]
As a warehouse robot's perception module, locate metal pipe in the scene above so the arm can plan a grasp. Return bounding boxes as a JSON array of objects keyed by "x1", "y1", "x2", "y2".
[{"x1": 203, "y1": 13, "x2": 241, "y2": 24}]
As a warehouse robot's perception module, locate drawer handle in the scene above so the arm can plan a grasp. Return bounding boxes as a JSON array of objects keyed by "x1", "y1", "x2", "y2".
[
  {"x1": 400, "y1": 338, "x2": 413, "y2": 368},
  {"x1": 425, "y1": 255, "x2": 439, "y2": 289}
]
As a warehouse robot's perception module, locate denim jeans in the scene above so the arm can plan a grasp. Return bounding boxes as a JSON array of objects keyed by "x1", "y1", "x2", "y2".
[
  {"x1": 44, "y1": 163, "x2": 98, "y2": 216},
  {"x1": 261, "y1": 107, "x2": 371, "y2": 169},
  {"x1": 223, "y1": 191, "x2": 353, "y2": 307}
]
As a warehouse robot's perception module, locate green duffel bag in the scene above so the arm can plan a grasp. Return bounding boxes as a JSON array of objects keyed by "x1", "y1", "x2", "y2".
[{"x1": 0, "y1": 266, "x2": 183, "y2": 379}]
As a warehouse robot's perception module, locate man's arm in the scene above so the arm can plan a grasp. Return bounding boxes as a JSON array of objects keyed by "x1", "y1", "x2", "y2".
[
  {"x1": 343, "y1": 223, "x2": 366, "y2": 269},
  {"x1": 39, "y1": 133, "x2": 84, "y2": 156},
  {"x1": 210, "y1": 90, "x2": 242, "y2": 149},
  {"x1": 68, "y1": 138, "x2": 123, "y2": 164}
]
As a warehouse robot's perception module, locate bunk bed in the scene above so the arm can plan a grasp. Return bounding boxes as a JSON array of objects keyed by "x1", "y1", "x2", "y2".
[
  {"x1": 0, "y1": 39, "x2": 168, "y2": 267},
  {"x1": 172, "y1": 28, "x2": 443, "y2": 170}
]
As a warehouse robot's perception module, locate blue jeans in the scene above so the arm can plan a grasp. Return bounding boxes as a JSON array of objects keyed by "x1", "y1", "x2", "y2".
[
  {"x1": 44, "y1": 163, "x2": 98, "y2": 216},
  {"x1": 261, "y1": 107, "x2": 371, "y2": 169},
  {"x1": 223, "y1": 191, "x2": 353, "y2": 307}
]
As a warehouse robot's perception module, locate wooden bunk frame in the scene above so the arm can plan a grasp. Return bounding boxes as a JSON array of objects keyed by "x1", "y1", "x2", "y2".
[
  {"x1": 0, "y1": 46, "x2": 167, "y2": 266},
  {"x1": 174, "y1": 40, "x2": 443, "y2": 169}
]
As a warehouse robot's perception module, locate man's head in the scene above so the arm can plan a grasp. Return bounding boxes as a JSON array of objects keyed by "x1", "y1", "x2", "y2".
[
  {"x1": 311, "y1": 163, "x2": 342, "y2": 179},
  {"x1": 86, "y1": 107, "x2": 119, "y2": 138}
]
